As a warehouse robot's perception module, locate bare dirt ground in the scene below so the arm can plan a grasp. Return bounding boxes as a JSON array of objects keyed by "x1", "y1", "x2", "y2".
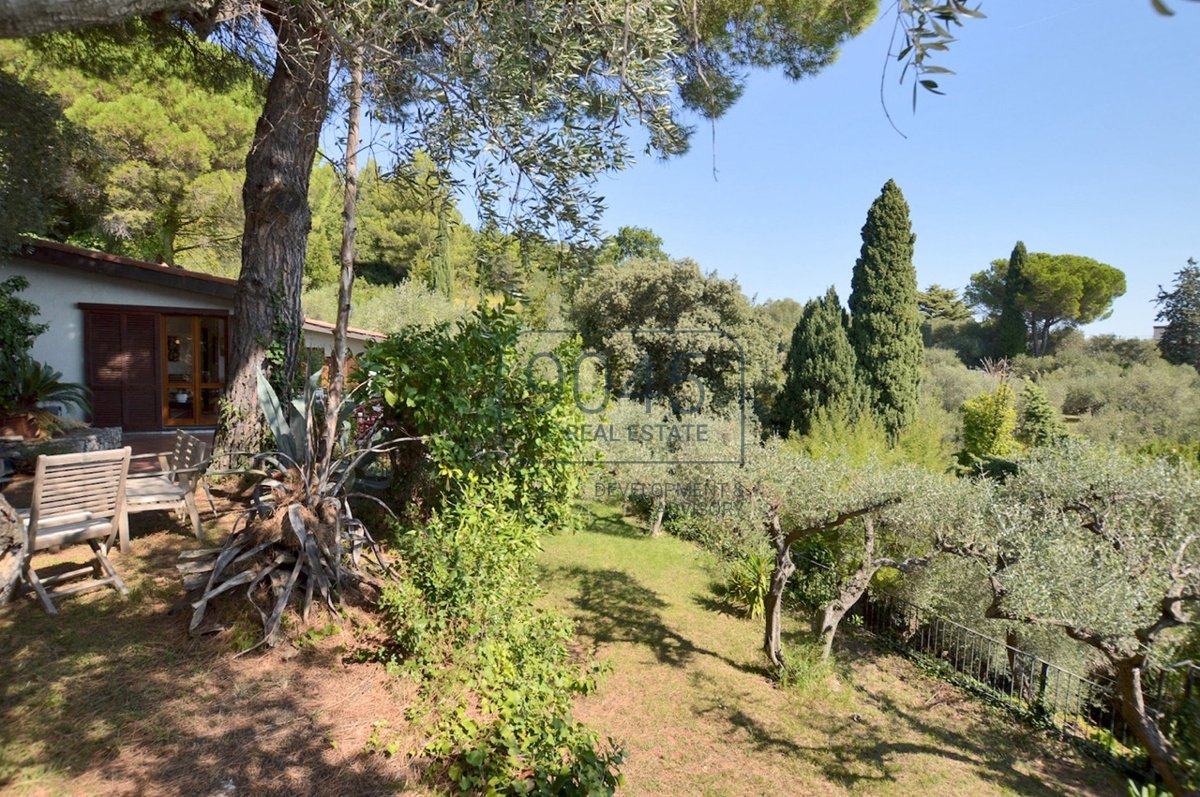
[{"x1": 0, "y1": 487, "x2": 428, "y2": 797}]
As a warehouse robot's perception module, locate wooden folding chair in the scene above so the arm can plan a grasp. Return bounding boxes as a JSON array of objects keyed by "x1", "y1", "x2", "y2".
[
  {"x1": 121, "y1": 430, "x2": 212, "y2": 552},
  {"x1": 17, "y1": 447, "x2": 132, "y2": 615}
]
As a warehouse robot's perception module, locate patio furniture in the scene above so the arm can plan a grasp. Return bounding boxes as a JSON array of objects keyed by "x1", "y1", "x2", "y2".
[
  {"x1": 121, "y1": 430, "x2": 211, "y2": 552},
  {"x1": 17, "y1": 446, "x2": 132, "y2": 615}
]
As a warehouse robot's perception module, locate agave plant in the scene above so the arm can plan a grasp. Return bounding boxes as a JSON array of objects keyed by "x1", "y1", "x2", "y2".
[{"x1": 178, "y1": 368, "x2": 414, "y2": 652}]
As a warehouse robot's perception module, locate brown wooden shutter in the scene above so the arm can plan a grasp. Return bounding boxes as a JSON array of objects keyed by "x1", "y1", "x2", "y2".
[
  {"x1": 83, "y1": 310, "x2": 161, "y2": 431},
  {"x1": 122, "y1": 314, "x2": 159, "y2": 430}
]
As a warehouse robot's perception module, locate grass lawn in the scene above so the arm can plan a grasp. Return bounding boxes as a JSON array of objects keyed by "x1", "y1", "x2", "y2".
[
  {"x1": 538, "y1": 502, "x2": 1127, "y2": 797},
  {"x1": 1, "y1": 492, "x2": 1128, "y2": 796}
]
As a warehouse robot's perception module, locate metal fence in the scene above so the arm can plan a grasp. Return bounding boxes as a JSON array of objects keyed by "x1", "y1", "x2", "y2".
[{"x1": 851, "y1": 589, "x2": 1199, "y2": 764}]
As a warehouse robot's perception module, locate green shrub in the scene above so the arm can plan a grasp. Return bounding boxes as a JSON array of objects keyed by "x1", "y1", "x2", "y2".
[
  {"x1": 359, "y1": 305, "x2": 586, "y2": 529},
  {"x1": 380, "y1": 480, "x2": 622, "y2": 795},
  {"x1": 777, "y1": 642, "x2": 838, "y2": 696},
  {"x1": 0, "y1": 276, "x2": 48, "y2": 411},
  {"x1": 959, "y1": 383, "x2": 1018, "y2": 461},
  {"x1": 724, "y1": 549, "x2": 772, "y2": 619}
]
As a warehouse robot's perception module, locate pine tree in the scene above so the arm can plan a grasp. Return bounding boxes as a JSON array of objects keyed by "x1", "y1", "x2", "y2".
[
  {"x1": 848, "y1": 179, "x2": 923, "y2": 440},
  {"x1": 996, "y1": 241, "x2": 1030, "y2": 358},
  {"x1": 774, "y1": 287, "x2": 860, "y2": 437},
  {"x1": 1155, "y1": 257, "x2": 1200, "y2": 371},
  {"x1": 1017, "y1": 379, "x2": 1067, "y2": 447}
]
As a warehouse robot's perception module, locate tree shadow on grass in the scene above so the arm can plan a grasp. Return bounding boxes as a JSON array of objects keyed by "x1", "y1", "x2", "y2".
[
  {"x1": 694, "y1": 632, "x2": 1122, "y2": 797},
  {"x1": 0, "y1": 535, "x2": 415, "y2": 797},
  {"x1": 576, "y1": 505, "x2": 647, "y2": 540},
  {"x1": 544, "y1": 564, "x2": 771, "y2": 680}
]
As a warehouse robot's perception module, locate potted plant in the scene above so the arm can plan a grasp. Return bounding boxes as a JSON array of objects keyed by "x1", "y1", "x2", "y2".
[{"x1": 0, "y1": 361, "x2": 91, "y2": 440}]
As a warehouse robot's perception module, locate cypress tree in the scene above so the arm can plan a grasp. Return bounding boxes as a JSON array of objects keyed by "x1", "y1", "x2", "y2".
[
  {"x1": 848, "y1": 179, "x2": 923, "y2": 440},
  {"x1": 774, "y1": 286, "x2": 860, "y2": 437},
  {"x1": 1155, "y1": 258, "x2": 1200, "y2": 372},
  {"x1": 996, "y1": 241, "x2": 1030, "y2": 358}
]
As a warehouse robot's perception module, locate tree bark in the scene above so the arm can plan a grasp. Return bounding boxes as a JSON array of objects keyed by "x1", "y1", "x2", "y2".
[
  {"x1": 320, "y1": 49, "x2": 362, "y2": 477},
  {"x1": 814, "y1": 517, "x2": 879, "y2": 660},
  {"x1": 0, "y1": 0, "x2": 227, "y2": 38},
  {"x1": 215, "y1": 3, "x2": 332, "y2": 459},
  {"x1": 1114, "y1": 659, "x2": 1195, "y2": 797},
  {"x1": 649, "y1": 497, "x2": 665, "y2": 536},
  {"x1": 0, "y1": 493, "x2": 21, "y2": 606},
  {"x1": 763, "y1": 508, "x2": 795, "y2": 668}
]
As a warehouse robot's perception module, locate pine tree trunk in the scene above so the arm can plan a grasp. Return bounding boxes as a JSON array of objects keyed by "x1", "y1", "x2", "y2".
[
  {"x1": 1113, "y1": 659, "x2": 1193, "y2": 796},
  {"x1": 215, "y1": 5, "x2": 332, "y2": 459},
  {"x1": 320, "y1": 51, "x2": 362, "y2": 476}
]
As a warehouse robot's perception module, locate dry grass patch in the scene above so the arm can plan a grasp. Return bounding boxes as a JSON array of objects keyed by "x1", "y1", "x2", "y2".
[{"x1": 538, "y1": 503, "x2": 1127, "y2": 797}]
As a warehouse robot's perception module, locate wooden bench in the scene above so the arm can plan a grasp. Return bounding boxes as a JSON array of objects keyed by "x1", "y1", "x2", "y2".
[
  {"x1": 120, "y1": 430, "x2": 211, "y2": 552},
  {"x1": 17, "y1": 447, "x2": 131, "y2": 615}
]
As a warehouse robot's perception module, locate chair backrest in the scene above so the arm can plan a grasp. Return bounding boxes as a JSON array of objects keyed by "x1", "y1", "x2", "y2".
[
  {"x1": 169, "y1": 431, "x2": 208, "y2": 476},
  {"x1": 29, "y1": 447, "x2": 131, "y2": 538}
]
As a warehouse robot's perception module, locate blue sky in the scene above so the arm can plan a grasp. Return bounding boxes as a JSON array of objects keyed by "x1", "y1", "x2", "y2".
[{"x1": 585, "y1": 0, "x2": 1200, "y2": 339}]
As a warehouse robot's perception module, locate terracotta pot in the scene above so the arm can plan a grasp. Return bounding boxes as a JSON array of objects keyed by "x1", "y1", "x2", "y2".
[{"x1": 0, "y1": 414, "x2": 36, "y2": 440}]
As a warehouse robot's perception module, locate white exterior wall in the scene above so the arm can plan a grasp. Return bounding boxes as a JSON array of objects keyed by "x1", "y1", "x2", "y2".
[
  {"x1": 302, "y1": 327, "x2": 375, "y2": 358},
  {"x1": 1, "y1": 255, "x2": 232, "y2": 416}
]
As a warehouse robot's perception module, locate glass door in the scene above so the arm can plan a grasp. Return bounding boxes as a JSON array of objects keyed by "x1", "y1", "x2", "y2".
[{"x1": 163, "y1": 315, "x2": 226, "y2": 426}]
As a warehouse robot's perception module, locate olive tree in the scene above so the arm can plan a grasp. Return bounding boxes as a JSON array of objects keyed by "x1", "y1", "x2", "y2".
[
  {"x1": 956, "y1": 443, "x2": 1200, "y2": 795},
  {"x1": 755, "y1": 447, "x2": 986, "y2": 664}
]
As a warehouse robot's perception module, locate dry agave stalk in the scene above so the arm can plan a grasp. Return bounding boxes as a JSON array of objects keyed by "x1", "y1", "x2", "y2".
[
  {"x1": 179, "y1": 476, "x2": 393, "y2": 653},
  {"x1": 177, "y1": 369, "x2": 409, "y2": 653}
]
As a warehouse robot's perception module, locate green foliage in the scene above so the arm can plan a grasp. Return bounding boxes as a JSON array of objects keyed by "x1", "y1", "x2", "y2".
[
  {"x1": 678, "y1": 0, "x2": 876, "y2": 119},
  {"x1": 0, "y1": 276, "x2": 47, "y2": 409},
  {"x1": 302, "y1": 279, "x2": 468, "y2": 334},
  {"x1": 1017, "y1": 380, "x2": 1066, "y2": 448},
  {"x1": 848, "y1": 179, "x2": 923, "y2": 440},
  {"x1": 725, "y1": 548, "x2": 772, "y2": 619},
  {"x1": 1138, "y1": 439, "x2": 1200, "y2": 469},
  {"x1": 570, "y1": 257, "x2": 779, "y2": 416},
  {"x1": 5, "y1": 361, "x2": 90, "y2": 417},
  {"x1": 380, "y1": 480, "x2": 623, "y2": 795},
  {"x1": 774, "y1": 286, "x2": 862, "y2": 437},
  {"x1": 0, "y1": 71, "x2": 73, "y2": 248},
  {"x1": 967, "y1": 250, "x2": 1127, "y2": 357},
  {"x1": 921, "y1": 317, "x2": 989, "y2": 366},
  {"x1": 1155, "y1": 257, "x2": 1200, "y2": 372},
  {"x1": 358, "y1": 305, "x2": 585, "y2": 528},
  {"x1": 1, "y1": 23, "x2": 261, "y2": 269},
  {"x1": 776, "y1": 642, "x2": 838, "y2": 696},
  {"x1": 917, "y1": 284, "x2": 972, "y2": 322},
  {"x1": 596, "y1": 225, "x2": 667, "y2": 266},
  {"x1": 996, "y1": 241, "x2": 1030, "y2": 358},
  {"x1": 1029, "y1": 354, "x2": 1200, "y2": 449},
  {"x1": 988, "y1": 441, "x2": 1200, "y2": 649},
  {"x1": 959, "y1": 383, "x2": 1018, "y2": 463}
]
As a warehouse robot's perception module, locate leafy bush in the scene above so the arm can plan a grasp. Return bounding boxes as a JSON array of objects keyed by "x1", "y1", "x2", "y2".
[
  {"x1": 358, "y1": 305, "x2": 586, "y2": 528},
  {"x1": 776, "y1": 642, "x2": 839, "y2": 697},
  {"x1": 0, "y1": 276, "x2": 48, "y2": 411},
  {"x1": 380, "y1": 480, "x2": 622, "y2": 795},
  {"x1": 724, "y1": 548, "x2": 772, "y2": 618},
  {"x1": 959, "y1": 383, "x2": 1017, "y2": 461}
]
